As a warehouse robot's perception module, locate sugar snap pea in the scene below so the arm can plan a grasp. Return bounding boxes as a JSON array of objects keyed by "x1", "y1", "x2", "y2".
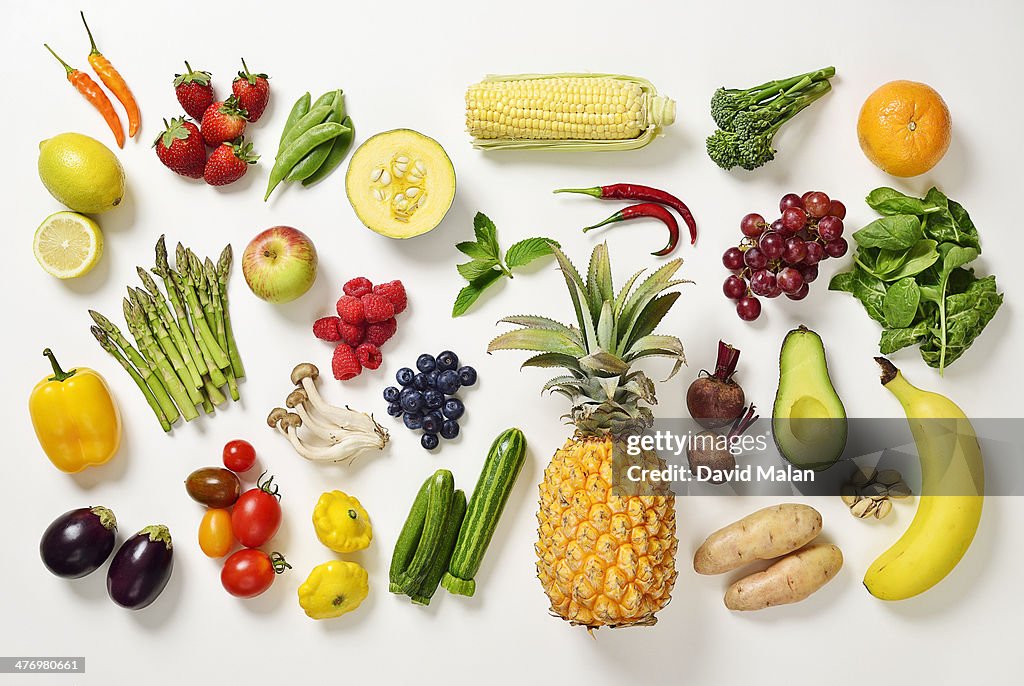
[
  {"x1": 301, "y1": 115, "x2": 354, "y2": 187},
  {"x1": 278, "y1": 104, "x2": 333, "y2": 152},
  {"x1": 286, "y1": 92, "x2": 347, "y2": 182},
  {"x1": 264, "y1": 122, "x2": 349, "y2": 200},
  {"x1": 312, "y1": 89, "x2": 339, "y2": 110},
  {"x1": 279, "y1": 92, "x2": 311, "y2": 146}
]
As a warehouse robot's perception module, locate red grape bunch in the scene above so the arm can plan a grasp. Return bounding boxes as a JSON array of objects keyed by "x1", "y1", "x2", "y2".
[{"x1": 722, "y1": 191, "x2": 848, "y2": 321}]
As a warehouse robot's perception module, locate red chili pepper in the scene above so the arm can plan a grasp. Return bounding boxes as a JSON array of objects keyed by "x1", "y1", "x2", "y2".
[
  {"x1": 582, "y1": 203, "x2": 680, "y2": 256},
  {"x1": 555, "y1": 183, "x2": 698, "y2": 245}
]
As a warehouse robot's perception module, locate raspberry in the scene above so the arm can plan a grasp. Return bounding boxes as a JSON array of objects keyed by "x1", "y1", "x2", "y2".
[
  {"x1": 355, "y1": 343, "x2": 382, "y2": 370},
  {"x1": 312, "y1": 316, "x2": 341, "y2": 342},
  {"x1": 331, "y1": 343, "x2": 362, "y2": 380},
  {"x1": 335, "y1": 295, "x2": 365, "y2": 325},
  {"x1": 372, "y1": 280, "x2": 407, "y2": 314},
  {"x1": 343, "y1": 276, "x2": 373, "y2": 298},
  {"x1": 360, "y1": 293, "x2": 395, "y2": 323},
  {"x1": 365, "y1": 317, "x2": 397, "y2": 347},
  {"x1": 338, "y1": 321, "x2": 366, "y2": 347}
]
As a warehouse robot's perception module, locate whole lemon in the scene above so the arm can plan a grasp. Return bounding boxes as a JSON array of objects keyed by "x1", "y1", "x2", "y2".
[{"x1": 38, "y1": 133, "x2": 125, "y2": 214}]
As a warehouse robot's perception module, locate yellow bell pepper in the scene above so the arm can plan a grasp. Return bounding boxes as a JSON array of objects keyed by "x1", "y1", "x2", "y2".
[
  {"x1": 29, "y1": 348, "x2": 121, "y2": 473},
  {"x1": 312, "y1": 490, "x2": 372, "y2": 552},
  {"x1": 298, "y1": 560, "x2": 369, "y2": 620}
]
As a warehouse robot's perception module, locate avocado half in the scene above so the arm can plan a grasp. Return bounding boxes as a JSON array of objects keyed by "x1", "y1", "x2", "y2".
[
  {"x1": 345, "y1": 129, "x2": 455, "y2": 239},
  {"x1": 772, "y1": 325, "x2": 848, "y2": 471}
]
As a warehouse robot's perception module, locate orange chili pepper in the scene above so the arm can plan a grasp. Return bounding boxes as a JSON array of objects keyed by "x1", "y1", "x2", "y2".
[
  {"x1": 80, "y1": 12, "x2": 140, "y2": 138},
  {"x1": 44, "y1": 43, "x2": 124, "y2": 148}
]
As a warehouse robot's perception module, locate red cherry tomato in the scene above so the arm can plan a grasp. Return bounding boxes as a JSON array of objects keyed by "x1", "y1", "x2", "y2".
[
  {"x1": 223, "y1": 439, "x2": 257, "y2": 473},
  {"x1": 221, "y1": 549, "x2": 289, "y2": 598},
  {"x1": 231, "y1": 472, "x2": 282, "y2": 548}
]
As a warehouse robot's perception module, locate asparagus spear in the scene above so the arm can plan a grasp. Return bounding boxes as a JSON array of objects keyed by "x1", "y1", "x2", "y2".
[
  {"x1": 154, "y1": 235, "x2": 208, "y2": 378},
  {"x1": 170, "y1": 261, "x2": 230, "y2": 369},
  {"x1": 131, "y1": 288, "x2": 203, "y2": 406},
  {"x1": 204, "y1": 376, "x2": 227, "y2": 405},
  {"x1": 124, "y1": 297, "x2": 199, "y2": 422},
  {"x1": 188, "y1": 249, "x2": 219, "y2": 334},
  {"x1": 204, "y1": 257, "x2": 239, "y2": 401},
  {"x1": 89, "y1": 310, "x2": 179, "y2": 425},
  {"x1": 217, "y1": 245, "x2": 245, "y2": 379},
  {"x1": 137, "y1": 266, "x2": 202, "y2": 390},
  {"x1": 90, "y1": 325, "x2": 172, "y2": 432}
]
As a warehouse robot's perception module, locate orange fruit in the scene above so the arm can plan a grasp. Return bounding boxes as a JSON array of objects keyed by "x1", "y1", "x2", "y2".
[{"x1": 857, "y1": 80, "x2": 951, "y2": 177}]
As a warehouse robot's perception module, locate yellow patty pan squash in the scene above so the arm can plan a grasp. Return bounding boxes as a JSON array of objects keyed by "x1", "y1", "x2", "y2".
[
  {"x1": 312, "y1": 490, "x2": 372, "y2": 552},
  {"x1": 298, "y1": 560, "x2": 369, "y2": 620},
  {"x1": 29, "y1": 348, "x2": 121, "y2": 473}
]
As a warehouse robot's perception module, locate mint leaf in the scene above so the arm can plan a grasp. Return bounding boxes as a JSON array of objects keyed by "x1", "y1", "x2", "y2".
[
  {"x1": 506, "y1": 237, "x2": 560, "y2": 269},
  {"x1": 452, "y1": 268, "x2": 504, "y2": 317},
  {"x1": 456, "y1": 241, "x2": 490, "y2": 259},
  {"x1": 457, "y1": 259, "x2": 499, "y2": 282},
  {"x1": 473, "y1": 212, "x2": 501, "y2": 260}
]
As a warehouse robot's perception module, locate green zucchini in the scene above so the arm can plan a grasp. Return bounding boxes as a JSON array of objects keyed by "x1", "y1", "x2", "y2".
[
  {"x1": 442, "y1": 428, "x2": 527, "y2": 597},
  {"x1": 410, "y1": 489, "x2": 467, "y2": 606},
  {"x1": 397, "y1": 469, "x2": 454, "y2": 594},
  {"x1": 388, "y1": 476, "x2": 432, "y2": 593}
]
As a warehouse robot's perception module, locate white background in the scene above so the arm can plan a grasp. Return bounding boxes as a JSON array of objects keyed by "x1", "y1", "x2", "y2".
[{"x1": 2, "y1": 0, "x2": 1021, "y2": 683}]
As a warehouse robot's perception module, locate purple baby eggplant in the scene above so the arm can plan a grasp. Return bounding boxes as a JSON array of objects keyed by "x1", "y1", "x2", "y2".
[
  {"x1": 40, "y1": 506, "x2": 117, "y2": 578},
  {"x1": 106, "y1": 525, "x2": 174, "y2": 610}
]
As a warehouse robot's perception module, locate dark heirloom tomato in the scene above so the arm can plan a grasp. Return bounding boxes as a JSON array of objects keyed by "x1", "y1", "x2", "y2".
[{"x1": 185, "y1": 467, "x2": 241, "y2": 508}]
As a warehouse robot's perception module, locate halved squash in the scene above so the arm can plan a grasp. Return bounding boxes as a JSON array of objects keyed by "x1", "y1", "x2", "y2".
[{"x1": 345, "y1": 129, "x2": 456, "y2": 239}]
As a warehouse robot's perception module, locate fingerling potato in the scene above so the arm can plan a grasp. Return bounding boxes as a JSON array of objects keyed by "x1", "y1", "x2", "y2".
[{"x1": 724, "y1": 543, "x2": 843, "y2": 611}]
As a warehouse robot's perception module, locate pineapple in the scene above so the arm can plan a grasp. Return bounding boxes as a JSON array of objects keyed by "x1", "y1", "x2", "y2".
[{"x1": 488, "y1": 243, "x2": 686, "y2": 628}]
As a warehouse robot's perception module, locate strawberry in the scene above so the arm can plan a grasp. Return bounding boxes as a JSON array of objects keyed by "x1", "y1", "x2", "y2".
[
  {"x1": 203, "y1": 137, "x2": 259, "y2": 186},
  {"x1": 231, "y1": 58, "x2": 270, "y2": 123},
  {"x1": 372, "y1": 280, "x2": 407, "y2": 314},
  {"x1": 154, "y1": 117, "x2": 206, "y2": 179},
  {"x1": 174, "y1": 61, "x2": 215, "y2": 120},
  {"x1": 365, "y1": 317, "x2": 397, "y2": 347},
  {"x1": 200, "y1": 96, "x2": 248, "y2": 147},
  {"x1": 360, "y1": 294, "x2": 395, "y2": 323},
  {"x1": 338, "y1": 321, "x2": 366, "y2": 347},
  {"x1": 343, "y1": 277, "x2": 374, "y2": 298},
  {"x1": 335, "y1": 295, "x2": 365, "y2": 325},
  {"x1": 313, "y1": 316, "x2": 341, "y2": 342},
  {"x1": 332, "y1": 344, "x2": 362, "y2": 381},
  {"x1": 355, "y1": 343, "x2": 382, "y2": 370}
]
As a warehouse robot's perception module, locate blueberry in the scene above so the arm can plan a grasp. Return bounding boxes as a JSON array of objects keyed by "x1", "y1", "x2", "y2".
[
  {"x1": 436, "y1": 350, "x2": 459, "y2": 371},
  {"x1": 428, "y1": 410, "x2": 445, "y2": 425},
  {"x1": 442, "y1": 398, "x2": 465, "y2": 420},
  {"x1": 416, "y1": 354, "x2": 436, "y2": 373},
  {"x1": 383, "y1": 386, "x2": 401, "y2": 403},
  {"x1": 396, "y1": 367, "x2": 415, "y2": 386},
  {"x1": 413, "y1": 373, "x2": 430, "y2": 391},
  {"x1": 425, "y1": 370, "x2": 440, "y2": 388},
  {"x1": 422, "y1": 414, "x2": 441, "y2": 434},
  {"x1": 421, "y1": 433, "x2": 440, "y2": 450},
  {"x1": 437, "y1": 369, "x2": 461, "y2": 395},
  {"x1": 424, "y1": 389, "x2": 444, "y2": 409},
  {"x1": 387, "y1": 402, "x2": 403, "y2": 417},
  {"x1": 403, "y1": 412, "x2": 424, "y2": 430},
  {"x1": 440, "y1": 419, "x2": 460, "y2": 440},
  {"x1": 457, "y1": 366, "x2": 477, "y2": 387},
  {"x1": 399, "y1": 388, "x2": 424, "y2": 413}
]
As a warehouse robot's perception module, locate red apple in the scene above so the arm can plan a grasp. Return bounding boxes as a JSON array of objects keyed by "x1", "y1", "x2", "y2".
[{"x1": 242, "y1": 226, "x2": 318, "y2": 303}]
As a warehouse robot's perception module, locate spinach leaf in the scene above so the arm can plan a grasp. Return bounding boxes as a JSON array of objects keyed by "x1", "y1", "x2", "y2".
[
  {"x1": 865, "y1": 187, "x2": 941, "y2": 216},
  {"x1": 882, "y1": 277, "x2": 921, "y2": 328},
  {"x1": 879, "y1": 321, "x2": 929, "y2": 354},
  {"x1": 829, "y1": 268, "x2": 888, "y2": 323},
  {"x1": 886, "y1": 239, "x2": 939, "y2": 280},
  {"x1": 922, "y1": 188, "x2": 981, "y2": 250},
  {"x1": 874, "y1": 248, "x2": 907, "y2": 276},
  {"x1": 919, "y1": 275, "x2": 1003, "y2": 369},
  {"x1": 852, "y1": 215, "x2": 923, "y2": 250}
]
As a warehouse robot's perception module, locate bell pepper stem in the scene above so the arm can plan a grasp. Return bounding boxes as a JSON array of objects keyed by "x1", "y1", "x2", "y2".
[{"x1": 43, "y1": 348, "x2": 77, "y2": 382}]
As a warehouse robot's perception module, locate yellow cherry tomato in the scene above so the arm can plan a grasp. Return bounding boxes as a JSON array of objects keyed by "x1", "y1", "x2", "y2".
[
  {"x1": 312, "y1": 490, "x2": 372, "y2": 553},
  {"x1": 297, "y1": 560, "x2": 369, "y2": 620},
  {"x1": 198, "y1": 508, "x2": 234, "y2": 558}
]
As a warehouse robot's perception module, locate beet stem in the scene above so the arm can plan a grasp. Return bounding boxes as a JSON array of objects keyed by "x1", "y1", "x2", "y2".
[
  {"x1": 714, "y1": 340, "x2": 741, "y2": 382},
  {"x1": 728, "y1": 404, "x2": 758, "y2": 439}
]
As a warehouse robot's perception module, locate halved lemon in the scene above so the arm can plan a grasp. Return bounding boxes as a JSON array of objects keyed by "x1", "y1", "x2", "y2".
[{"x1": 33, "y1": 211, "x2": 103, "y2": 279}]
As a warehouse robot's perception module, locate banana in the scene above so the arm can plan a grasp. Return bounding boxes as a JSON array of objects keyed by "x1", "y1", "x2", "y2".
[{"x1": 863, "y1": 358, "x2": 984, "y2": 600}]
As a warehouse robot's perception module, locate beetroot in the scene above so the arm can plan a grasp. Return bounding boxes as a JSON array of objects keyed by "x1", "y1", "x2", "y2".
[
  {"x1": 688, "y1": 405, "x2": 758, "y2": 483},
  {"x1": 687, "y1": 340, "x2": 745, "y2": 428}
]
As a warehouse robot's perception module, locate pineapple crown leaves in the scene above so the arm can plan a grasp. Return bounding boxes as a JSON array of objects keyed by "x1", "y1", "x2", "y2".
[{"x1": 487, "y1": 242, "x2": 689, "y2": 433}]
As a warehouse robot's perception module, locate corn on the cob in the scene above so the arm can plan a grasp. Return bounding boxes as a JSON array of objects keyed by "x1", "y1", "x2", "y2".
[{"x1": 465, "y1": 73, "x2": 676, "y2": 151}]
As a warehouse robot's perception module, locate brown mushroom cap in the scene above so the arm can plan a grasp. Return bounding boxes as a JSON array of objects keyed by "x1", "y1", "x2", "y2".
[
  {"x1": 267, "y1": 407, "x2": 289, "y2": 427},
  {"x1": 281, "y1": 412, "x2": 303, "y2": 430},
  {"x1": 286, "y1": 388, "x2": 308, "y2": 408},
  {"x1": 291, "y1": 363, "x2": 319, "y2": 386}
]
